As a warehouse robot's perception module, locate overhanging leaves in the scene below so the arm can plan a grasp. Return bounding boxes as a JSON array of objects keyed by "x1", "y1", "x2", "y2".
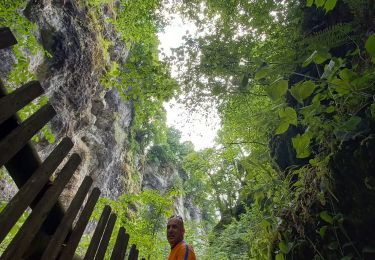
[
  {"x1": 292, "y1": 132, "x2": 312, "y2": 158},
  {"x1": 266, "y1": 79, "x2": 288, "y2": 101},
  {"x1": 290, "y1": 81, "x2": 316, "y2": 103},
  {"x1": 276, "y1": 107, "x2": 297, "y2": 134}
]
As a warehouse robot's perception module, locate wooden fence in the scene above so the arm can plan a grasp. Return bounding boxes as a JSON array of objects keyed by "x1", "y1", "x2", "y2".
[{"x1": 0, "y1": 27, "x2": 142, "y2": 260}]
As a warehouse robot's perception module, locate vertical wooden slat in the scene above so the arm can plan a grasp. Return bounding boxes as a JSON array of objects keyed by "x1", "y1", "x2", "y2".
[
  {"x1": 110, "y1": 227, "x2": 129, "y2": 260},
  {"x1": 84, "y1": 205, "x2": 111, "y2": 260},
  {"x1": 94, "y1": 213, "x2": 117, "y2": 260},
  {"x1": 0, "y1": 137, "x2": 73, "y2": 244},
  {"x1": 0, "y1": 104, "x2": 56, "y2": 167},
  {"x1": 0, "y1": 154, "x2": 81, "y2": 260},
  {"x1": 58, "y1": 188, "x2": 101, "y2": 260},
  {"x1": 41, "y1": 176, "x2": 93, "y2": 260},
  {"x1": 0, "y1": 27, "x2": 17, "y2": 49},
  {"x1": 0, "y1": 81, "x2": 44, "y2": 124},
  {"x1": 128, "y1": 244, "x2": 137, "y2": 260}
]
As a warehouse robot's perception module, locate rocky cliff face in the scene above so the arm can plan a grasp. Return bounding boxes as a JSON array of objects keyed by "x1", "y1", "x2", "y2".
[
  {"x1": 142, "y1": 162, "x2": 202, "y2": 222},
  {"x1": 0, "y1": 1, "x2": 136, "y2": 205},
  {"x1": 1, "y1": 1, "x2": 202, "y2": 221},
  {"x1": 21, "y1": 1, "x2": 136, "y2": 205}
]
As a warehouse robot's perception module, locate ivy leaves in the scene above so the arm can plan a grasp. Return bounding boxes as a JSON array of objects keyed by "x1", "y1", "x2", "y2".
[
  {"x1": 365, "y1": 34, "x2": 375, "y2": 63},
  {"x1": 266, "y1": 80, "x2": 288, "y2": 101},
  {"x1": 276, "y1": 107, "x2": 297, "y2": 134},
  {"x1": 292, "y1": 132, "x2": 312, "y2": 158},
  {"x1": 307, "y1": 0, "x2": 338, "y2": 12},
  {"x1": 290, "y1": 81, "x2": 316, "y2": 104}
]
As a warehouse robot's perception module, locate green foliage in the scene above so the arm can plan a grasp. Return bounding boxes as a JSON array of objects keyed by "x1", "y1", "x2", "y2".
[
  {"x1": 0, "y1": 202, "x2": 30, "y2": 254},
  {"x1": 169, "y1": 0, "x2": 375, "y2": 259},
  {"x1": 0, "y1": 1, "x2": 55, "y2": 144},
  {"x1": 307, "y1": 0, "x2": 338, "y2": 12},
  {"x1": 276, "y1": 107, "x2": 297, "y2": 134},
  {"x1": 290, "y1": 81, "x2": 316, "y2": 104},
  {"x1": 292, "y1": 132, "x2": 312, "y2": 158},
  {"x1": 77, "y1": 189, "x2": 177, "y2": 259},
  {"x1": 147, "y1": 127, "x2": 194, "y2": 166},
  {"x1": 365, "y1": 34, "x2": 375, "y2": 62},
  {"x1": 266, "y1": 80, "x2": 288, "y2": 101}
]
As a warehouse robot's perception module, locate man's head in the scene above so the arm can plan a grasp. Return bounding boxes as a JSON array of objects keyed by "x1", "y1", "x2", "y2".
[{"x1": 166, "y1": 215, "x2": 185, "y2": 248}]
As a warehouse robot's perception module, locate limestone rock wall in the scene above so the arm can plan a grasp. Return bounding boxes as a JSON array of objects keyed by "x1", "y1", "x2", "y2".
[{"x1": 142, "y1": 163, "x2": 202, "y2": 222}]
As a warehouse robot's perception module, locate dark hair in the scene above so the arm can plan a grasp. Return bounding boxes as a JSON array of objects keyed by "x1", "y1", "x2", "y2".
[{"x1": 168, "y1": 215, "x2": 184, "y2": 226}]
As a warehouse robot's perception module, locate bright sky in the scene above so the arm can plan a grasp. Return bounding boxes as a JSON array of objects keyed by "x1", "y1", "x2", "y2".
[{"x1": 158, "y1": 16, "x2": 220, "y2": 150}]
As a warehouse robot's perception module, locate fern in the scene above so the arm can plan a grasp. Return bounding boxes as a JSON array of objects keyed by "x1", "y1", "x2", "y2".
[{"x1": 304, "y1": 23, "x2": 353, "y2": 51}]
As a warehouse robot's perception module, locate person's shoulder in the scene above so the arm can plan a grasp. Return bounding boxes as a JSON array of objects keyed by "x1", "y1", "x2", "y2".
[{"x1": 183, "y1": 241, "x2": 196, "y2": 260}]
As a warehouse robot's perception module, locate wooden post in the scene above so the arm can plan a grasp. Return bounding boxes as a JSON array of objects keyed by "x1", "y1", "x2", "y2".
[
  {"x1": 0, "y1": 137, "x2": 73, "y2": 244},
  {"x1": 58, "y1": 188, "x2": 101, "y2": 260},
  {"x1": 128, "y1": 244, "x2": 138, "y2": 260},
  {"x1": 95, "y1": 213, "x2": 117, "y2": 260},
  {"x1": 110, "y1": 227, "x2": 129, "y2": 260},
  {"x1": 0, "y1": 81, "x2": 44, "y2": 124},
  {"x1": 41, "y1": 176, "x2": 93, "y2": 260},
  {"x1": 0, "y1": 103, "x2": 56, "y2": 167},
  {"x1": 0, "y1": 154, "x2": 81, "y2": 260},
  {"x1": 84, "y1": 205, "x2": 111, "y2": 260}
]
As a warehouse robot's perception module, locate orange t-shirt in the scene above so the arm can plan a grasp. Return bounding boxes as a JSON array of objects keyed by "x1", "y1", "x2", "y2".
[{"x1": 168, "y1": 241, "x2": 196, "y2": 260}]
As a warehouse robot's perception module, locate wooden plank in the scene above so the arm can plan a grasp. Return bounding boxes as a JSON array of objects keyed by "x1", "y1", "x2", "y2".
[
  {"x1": 84, "y1": 205, "x2": 111, "y2": 260},
  {"x1": 0, "y1": 103, "x2": 56, "y2": 167},
  {"x1": 58, "y1": 188, "x2": 101, "y2": 260},
  {"x1": 0, "y1": 27, "x2": 17, "y2": 49},
  {"x1": 0, "y1": 137, "x2": 73, "y2": 244},
  {"x1": 0, "y1": 153, "x2": 81, "y2": 260},
  {"x1": 110, "y1": 227, "x2": 129, "y2": 260},
  {"x1": 95, "y1": 213, "x2": 117, "y2": 260},
  {"x1": 41, "y1": 176, "x2": 93, "y2": 260},
  {"x1": 128, "y1": 244, "x2": 137, "y2": 260},
  {"x1": 0, "y1": 81, "x2": 44, "y2": 124}
]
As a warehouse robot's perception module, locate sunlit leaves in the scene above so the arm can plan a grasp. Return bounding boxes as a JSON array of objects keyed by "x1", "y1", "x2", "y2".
[
  {"x1": 255, "y1": 67, "x2": 270, "y2": 80},
  {"x1": 306, "y1": 0, "x2": 314, "y2": 7},
  {"x1": 303, "y1": 50, "x2": 331, "y2": 67},
  {"x1": 324, "y1": 0, "x2": 337, "y2": 12},
  {"x1": 315, "y1": 0, "x2": 325, "y2": 7},
  {"x1": 266, "y1": 80, "x2": 288, "y2": 101},
  {"x1": 365, "y1": 34, "x2": 375, "y2": 62},
  {"x1": 290, "y1": 81, "x2": 316, "y2": 103},
  {"x1": 292, "y1": 132, "x2": 312, "y2": 158},
  {"x1": 306, "y1": 0, "x2": 338, "y2": 12},
  {"x1": 276, "y1": 107, "x2": 297, "y2": 134}
]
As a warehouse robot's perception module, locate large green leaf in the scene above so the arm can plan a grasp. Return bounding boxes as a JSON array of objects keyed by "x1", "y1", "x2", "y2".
[
  {"x1": 324, "y1": 0, "x2": 337, "y2": 12},
  {"x1": 339, "y1": 68, "x2": 356, "y2": 82},
  {"x1": 255, "y1": 67, "x2": 269, "y2": 80},
  {"x1": 266, "y1": 80, "x2": 288, "y2": 101},
  {"x1": 330, "y1": 78, "x2": 350, "y2": 95},
  {"x1": 276, "y1": 107, "x2": 297, "y2": 134},
  {"x1": 314, "y1": 50, "x2": 331, "y2": 64},
  {"x1": 306, "y1": 0, "x2": 314, "y2": 7},
  {"x1": 292, "y1": 133, "x2": 311, "y2": 158},
  {"x1": 315, "y1": 0, "x2": 326, "y2": 7},
  {"x1": 365, "y1": 34, "x2": 375, "y2": 62},
  {"x1": 290, "y1": 81, "x2": 316, "y2": 103},
  {"x1": 320, "y1": 211, "x2": 333, "y2": 224}
]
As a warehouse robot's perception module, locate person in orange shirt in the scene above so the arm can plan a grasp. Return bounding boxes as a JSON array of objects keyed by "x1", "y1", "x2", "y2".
[{"x1": 167, "y1": 215, "x2": 196, "y2": 260}]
